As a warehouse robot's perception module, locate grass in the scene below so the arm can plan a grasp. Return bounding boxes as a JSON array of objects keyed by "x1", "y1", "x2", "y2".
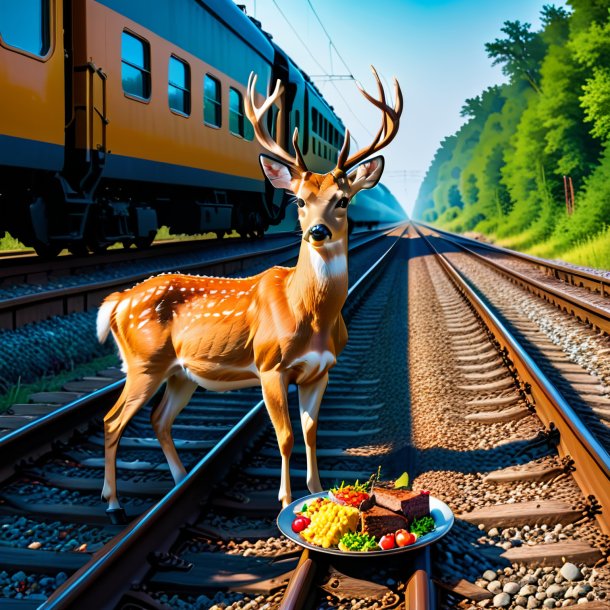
[
  {"x1": 0, "y1": 232, "x2": 28, "y2": 252},
  {"x1": 0, "y1": 354, "x2": 120, "y2": 413},
  {"x1": 464, "y1": 224, "x2": 610, "y2": 270},
  {"x1": 0, "y1": 226, "x2": 230, "y2": 253},
  {"x1": 552, "y1": 226, "x2": 610, "y2": 270}
]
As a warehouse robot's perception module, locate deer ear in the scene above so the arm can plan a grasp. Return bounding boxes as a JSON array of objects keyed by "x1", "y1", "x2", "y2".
[
  {"x1": 347, "y1": 156, "x2": 385, "y2": 193},
  {"x1": 259, "y1": 155, "x2": 300, "y2": 190}
]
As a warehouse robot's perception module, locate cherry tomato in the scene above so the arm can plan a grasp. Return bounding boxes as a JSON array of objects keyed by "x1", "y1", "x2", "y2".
[
  {"x1": 395, "y1": 529, "x2": 416, "y2": 546},
  {"x1": 292, "y1": 516, "x2": 311, "y2": 533},
  {"x1": 379, "y1": 533, "x2": 396, "y2": 550}
]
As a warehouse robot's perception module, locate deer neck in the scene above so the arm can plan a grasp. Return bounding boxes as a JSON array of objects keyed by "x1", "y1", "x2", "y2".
[{"x1": 286, "y1": 237, "x2": 348, "y2": 325}]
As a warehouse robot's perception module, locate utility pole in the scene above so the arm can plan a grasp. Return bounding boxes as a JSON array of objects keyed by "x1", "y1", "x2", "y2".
[{"x1": 563, "y1": 175, "x2": 575, "y2": 215}]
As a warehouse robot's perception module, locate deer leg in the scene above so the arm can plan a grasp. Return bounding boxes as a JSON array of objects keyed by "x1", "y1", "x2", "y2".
[
  {"x1": 150, "y1": 373, "x2": 197, "y2": 485},
  {"x1": 298, "y1": 373, "x2": 328, "y2": 494},
  {"x1": 260, "y1": 371, "x2": 293, "y2": 507},
  {"x1": 102, "y1": 372, "x2": 162, "y2": 511}
]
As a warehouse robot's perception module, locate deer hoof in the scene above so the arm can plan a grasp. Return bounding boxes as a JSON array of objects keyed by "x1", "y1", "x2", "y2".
[{"x1": 106, "y1": 507, "x2": 128, "y2": 525}]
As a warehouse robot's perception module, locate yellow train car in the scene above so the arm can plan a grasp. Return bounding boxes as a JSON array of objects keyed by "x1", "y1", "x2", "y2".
[{"x1": 0, "y1": 0, "x2": 350, "y2": 255}]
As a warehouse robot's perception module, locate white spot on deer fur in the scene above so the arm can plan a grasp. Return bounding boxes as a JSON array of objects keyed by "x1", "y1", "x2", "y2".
[
  {"x1": 221, "y1": 290, "x2": 226, "y2": 294},
  {"x1": 235, "y1": 311, "x2": 243, "y2": 316},
  {"x1": 180, "y1": 287, "x2": 186, "y2": 292},
  {"x1": 117, "y1": 299, "x2": 130, "y2": 315},
  {"x1": 137, "y1": 319, "x2": 148, "y2": 329},
  {"x1": 210, "y1": 290, "x2": 217, "y2": 294},
  {"x1": 222, "y1": 310, "x2": 233, "y2": 316},
  {"x1": 213, "y1": 313, "x2": 220, "y2": 317},
  {"x1": 129, "y1": 314, "x2": 134, "y2": 319},
  {"x1": 207, "y1": 302, "x2": 215, "y2": 308},
  {"x1": 204, "y1": 313, "x2": 210, "y2": 317}
]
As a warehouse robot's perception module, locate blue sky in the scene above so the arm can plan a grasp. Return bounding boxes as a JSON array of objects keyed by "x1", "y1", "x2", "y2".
[{"x1": 236, "y1": 0, "x2": 567, "y2": 214}]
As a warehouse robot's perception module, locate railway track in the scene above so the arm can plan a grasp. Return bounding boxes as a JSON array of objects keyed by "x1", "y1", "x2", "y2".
[
  {"x1": 0, "y1": 232, "x2": 301, "y2": 331},
  {"x1": 408, "y1": 224, "x2": 609, "y2": 608},
  {"x1": 415, "y1": 223, "x2": 610, "y2": 334},
  {"x1": 413, "y1": 224, "x2": 610, "y2": 521},
  {"x1": 2, "y1": 221, "x2": 610, "y2": 608},
  {"x1": 0, "y1": 226, "x2": 423, "y2": 608}
]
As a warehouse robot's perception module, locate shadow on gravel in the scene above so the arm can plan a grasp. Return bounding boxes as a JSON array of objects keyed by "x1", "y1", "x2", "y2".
[{"x1": 415, "y1": 440, "x2": 552, "y2": 475}]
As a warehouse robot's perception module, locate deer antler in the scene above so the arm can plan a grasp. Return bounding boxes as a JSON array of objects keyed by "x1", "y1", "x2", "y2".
[
  {"x1": 245, "y1": 72, "x2": 307, "y2": 172},
  {"x1": 336, "y1": 66, "x2": 403, "y2": 172}
]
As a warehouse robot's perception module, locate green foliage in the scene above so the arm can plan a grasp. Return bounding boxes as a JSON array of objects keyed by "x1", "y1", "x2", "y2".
[
  {"x1": 0, "y1": 231, "x2": 28, "y2": 251},
  {"x1": 484, "y1": 20, "x2": 545, "y2": 92},
  {"x1": 414, "y1": 2, "x2": 610, "y2": 268}
]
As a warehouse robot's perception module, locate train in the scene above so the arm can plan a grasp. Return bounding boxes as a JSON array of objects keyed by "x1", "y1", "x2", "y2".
[{"x1": 0, "y1": 0, "x2": 406, "y2": 256}]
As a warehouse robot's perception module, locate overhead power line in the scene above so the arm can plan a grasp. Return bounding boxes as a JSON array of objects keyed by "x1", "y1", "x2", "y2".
[
  {"x1": 305, "y1": 0, "x2": 354, "y2": 78},
  {"x1": 270, "y1": 0, "x2": 374, "y2": 138}
]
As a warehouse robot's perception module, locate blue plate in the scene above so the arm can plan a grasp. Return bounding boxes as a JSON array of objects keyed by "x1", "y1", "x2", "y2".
[{"x1": 277, "y1": 491, "x2": 454, "y2": 557}]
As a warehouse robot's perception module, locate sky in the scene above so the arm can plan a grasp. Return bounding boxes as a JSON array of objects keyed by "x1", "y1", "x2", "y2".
[{"x1": 236, "y1": 0, "x2": 567, "y2": 215}]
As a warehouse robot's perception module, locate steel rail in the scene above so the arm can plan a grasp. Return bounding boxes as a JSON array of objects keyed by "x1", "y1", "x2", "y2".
[
  {"x1": 0, "y1": 227, "x2": 399, "y2": 331},
  {"x1": 417, "y1": 223, "x2": 610, "y2": 334},
  {"x1": 0, "y1": 227, "x2": 399, "y2": 477},
  {"x1": 0, "y1": 381, "x2": 124, "y2": 482},
  {"x1": 416, "y1": 224, "x2": 610, "y2": 535},
  {"x1": 416, "y1": 221, "x2": 610, "y2": 297},
  {"x1": 0, "y1": 226, "x2": 400, "y2": 471},
  {"x1": 0, "y1": 239, "x2": 299, "y2": 331},
  {"x1": 38, "y1": 225, "x2": 408, "y2": 609}
]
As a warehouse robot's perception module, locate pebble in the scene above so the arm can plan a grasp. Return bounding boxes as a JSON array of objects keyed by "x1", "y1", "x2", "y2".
[
  {"x1": 515, "y1": 596, "x2": 528, "y2": 606},
  {"x1": 527, "y1": 598, "x2": 541, "y2": 608},
  {"x1": 488, "y1": 581, "x2": 502, "y2": 594},
  {"x1": 546, "y1": 584, "x2": 566, "y2": 599},
  {"x1": 573, "y1": 584, "x2": 591, "y2": 597},
  {"x1": 483, "y1": 570, "x2": 498, "y2": 582},
  {"x1": 560, "y1": 563, "x2": 582, "y2": 582},
  {"x1": 543, "y1": 600, "x2": 555, "y2": 608},
  {"x1": 493, "y1": 592, "x2": 511, "y2": 607},
  {"x1": 503, "y1": 582, "x2": 520, "y2": 595},
  {"x1": 520, "y1": 585, "x2": 537, "y2": 596}
]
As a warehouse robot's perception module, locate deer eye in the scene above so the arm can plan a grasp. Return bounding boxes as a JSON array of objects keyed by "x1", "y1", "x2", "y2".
[
  {"x1": 335, "y1": 197, "x2": 349, "y2": 209},
  {"x1": 296, "y1": 198, "x2": 306, "y2": 208}
]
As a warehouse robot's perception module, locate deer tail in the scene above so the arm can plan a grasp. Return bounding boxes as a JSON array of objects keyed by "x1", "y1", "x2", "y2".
[{"x1": 97, "y1": 296, "x2": 119, "y2": 343}]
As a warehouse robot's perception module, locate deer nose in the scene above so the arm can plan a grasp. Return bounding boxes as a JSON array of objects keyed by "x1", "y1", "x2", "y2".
[{"x1": 309, "y1": 224, "x2": 332, "y2": 243}]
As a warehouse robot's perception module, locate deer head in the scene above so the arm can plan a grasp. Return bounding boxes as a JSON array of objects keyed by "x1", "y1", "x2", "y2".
[{"x1": 245, "y1": 67, "x2": 403, "y2": 251}]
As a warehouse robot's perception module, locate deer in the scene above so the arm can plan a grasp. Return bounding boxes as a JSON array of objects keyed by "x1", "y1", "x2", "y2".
[{"x1": 96, "y1": 66, "x2": 402, "y2": 522}]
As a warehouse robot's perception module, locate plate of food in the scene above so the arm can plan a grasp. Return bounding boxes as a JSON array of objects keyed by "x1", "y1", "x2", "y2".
[{"x1": 277, "y1": 476, "x2": 454, "y2": 557}]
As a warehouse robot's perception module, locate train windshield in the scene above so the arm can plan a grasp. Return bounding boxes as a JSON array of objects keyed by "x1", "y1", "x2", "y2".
[{"x1": 0, "y1": 0, "x2": 50, "y2": 56}]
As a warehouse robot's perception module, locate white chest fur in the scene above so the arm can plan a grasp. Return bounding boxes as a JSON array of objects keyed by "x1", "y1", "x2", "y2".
[{"x1": 288, "y1": 350, "x2": 336, "y2": 383}]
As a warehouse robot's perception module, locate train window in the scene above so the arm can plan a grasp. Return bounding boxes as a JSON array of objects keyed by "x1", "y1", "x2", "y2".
[
  {"x1": 121, "y1": 31, "x2": 151, "y2": 100},
  {"x1": 204, "y1": 74, "x2": 221, "y2": 127},
  {"x1": 312, "y1": 109, "x2": 318, "y2": 135},
  {"x1": 228, "y1": 88, "x2": 254, "y2": 140},
  {"x1": 0, "y1": 0, "x2": 50, "y2": 56},
  {"x1": 168, "y1": 56, "x2": 190, "y2": 116},
  {"x1": 229, "y1": 87, "x2": 245, "y2": 137}
]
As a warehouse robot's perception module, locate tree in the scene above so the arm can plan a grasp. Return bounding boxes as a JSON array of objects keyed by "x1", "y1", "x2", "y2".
[{"x1": 485, "y1": 20, "x2": 545, "y2": 93}]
